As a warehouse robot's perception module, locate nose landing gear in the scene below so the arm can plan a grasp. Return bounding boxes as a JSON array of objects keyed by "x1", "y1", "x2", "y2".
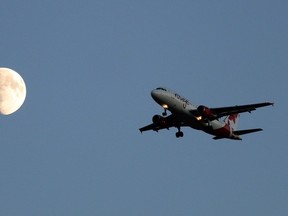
[{"x1": 162, "y1": 104, "x2": 168, "y2": 116}]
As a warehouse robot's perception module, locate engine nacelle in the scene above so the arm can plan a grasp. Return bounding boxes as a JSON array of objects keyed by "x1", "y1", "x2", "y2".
[
  {"x1": 152, "y1": 115, "x2": 164, "y2": 124},
  {"x1": 152, "y1": 115, "x2": 169, "y2": 127},
  {"x1": 197, "y1": 105, "x2": 216, "y2": 119}
]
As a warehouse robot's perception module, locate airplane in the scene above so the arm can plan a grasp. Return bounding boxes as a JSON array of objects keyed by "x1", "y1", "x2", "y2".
[{"x1": 139, "y1": 87, "x2": 273, "y2": 140}]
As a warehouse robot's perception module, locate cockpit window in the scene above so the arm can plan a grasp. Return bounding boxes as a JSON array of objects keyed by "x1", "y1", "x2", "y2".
[{"x1": 156, "y1": 87, "x2": 167, "y2": 91}]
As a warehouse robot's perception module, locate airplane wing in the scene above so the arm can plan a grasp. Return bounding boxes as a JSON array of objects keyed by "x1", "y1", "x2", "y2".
[
  {"x1": 210, "y1": 102, "x2": 273, "y2": 118},
  {"x1": 190, "y1": 102, "x2": 273, "y2": 120},
  {"x1": 139, "y1": 114, "x2": 188, "y2": 133}
]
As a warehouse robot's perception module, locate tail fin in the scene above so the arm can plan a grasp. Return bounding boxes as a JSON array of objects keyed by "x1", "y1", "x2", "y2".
[{"x1": 225, "y1": 114, "x2": 239, "y2": 131}]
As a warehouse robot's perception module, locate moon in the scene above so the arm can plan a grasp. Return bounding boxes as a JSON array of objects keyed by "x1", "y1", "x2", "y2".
[{"x1": 0, "y1": 68, "x2": 26, "y2": 115}]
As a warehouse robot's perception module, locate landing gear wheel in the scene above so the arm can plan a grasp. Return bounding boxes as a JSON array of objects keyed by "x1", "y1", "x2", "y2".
[
  {"x1": 176, "y1": 131, "x2": 184, "y2": 138},
  {"x1": 162, "y1": 109, "x2": 167, "y2": 116}
]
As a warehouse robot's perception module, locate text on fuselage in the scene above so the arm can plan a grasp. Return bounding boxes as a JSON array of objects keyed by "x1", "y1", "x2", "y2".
[{"x1": 175, "y1": 93, "x2": 189, "y2": 108}]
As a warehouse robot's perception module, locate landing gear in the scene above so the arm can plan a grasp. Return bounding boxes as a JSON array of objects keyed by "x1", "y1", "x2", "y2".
[
  {"x1": 162, "y1": 104, "x2": 168, "y2": 116},
  {"x1": 176, "y1": 131, "x2": 184, "y2": 138},
  {"x1": 175, "y1": 127, "x2": 184, "y2": 138}
]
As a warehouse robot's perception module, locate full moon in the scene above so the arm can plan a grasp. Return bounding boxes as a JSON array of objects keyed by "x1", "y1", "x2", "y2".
[{"x1": 0, "y1": 68, "x2": 26, "y2": 115}]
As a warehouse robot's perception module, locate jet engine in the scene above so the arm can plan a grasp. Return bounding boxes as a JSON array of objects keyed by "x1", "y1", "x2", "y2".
[
  {"x1": 152, "y1": 115, "x2": 169, "y2": 128},
  {"x1": 197, "y1": 105, "x2": 217, "y2": 119},
  {"x1": 152, "y1": 114, "x2": 164, "y2": 123}
]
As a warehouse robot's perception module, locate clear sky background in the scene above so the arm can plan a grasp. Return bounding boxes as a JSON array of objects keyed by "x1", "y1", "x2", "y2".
[{"x1": 0, "y1": 1, "x2": 287, "y2": 215}]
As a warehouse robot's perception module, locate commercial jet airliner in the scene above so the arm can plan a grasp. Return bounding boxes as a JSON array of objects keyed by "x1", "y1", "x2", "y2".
[{"x1": 139, "y1": 87, "x2": 273, "y2": 140}]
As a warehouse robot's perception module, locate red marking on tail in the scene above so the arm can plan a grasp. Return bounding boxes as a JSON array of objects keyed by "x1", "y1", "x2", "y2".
[{"x1": 228, "y1": 114, "x2": 238, "y2": 124}]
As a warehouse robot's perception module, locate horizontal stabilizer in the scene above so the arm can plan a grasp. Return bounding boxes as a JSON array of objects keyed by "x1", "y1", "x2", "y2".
[
  {"x1": 234, "y1": 128, "x2": 263, "y2": 135},
  {"x1": 213, "y1": 136, "x2": 225, "y2": 140}
]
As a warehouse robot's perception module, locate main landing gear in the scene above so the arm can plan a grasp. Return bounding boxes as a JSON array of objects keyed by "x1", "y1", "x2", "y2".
[
  {"x1": 175, "y1": 127, "x2": 184, "y2": 138},
  {"x1": 176, "y1": 131, "x2": 184, "y2": 138}
]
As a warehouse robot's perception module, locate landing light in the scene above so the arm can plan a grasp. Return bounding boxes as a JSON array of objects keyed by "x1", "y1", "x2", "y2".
[
  {"x1": 196, "y1": 116, "x2": 202, "y2": 121},
  {"x1": 162, "y1": 104, "x2": 168, "y2": 109}
]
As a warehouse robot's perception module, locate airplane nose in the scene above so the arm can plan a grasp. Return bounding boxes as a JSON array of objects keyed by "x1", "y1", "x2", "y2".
[
  {"x1": 151, "y1": 89, "x2": 163, "y2": 104},
  {"x1": 151, "y1": 89, "x2": 158, "y2": 101}
]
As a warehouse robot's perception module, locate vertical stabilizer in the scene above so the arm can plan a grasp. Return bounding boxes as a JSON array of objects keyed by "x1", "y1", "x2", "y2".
[{"x1": 225, "y1": 114, "x2": 239, "y2": 131}]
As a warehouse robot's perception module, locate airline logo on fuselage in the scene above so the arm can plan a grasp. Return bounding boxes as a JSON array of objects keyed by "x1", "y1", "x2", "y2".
[{"x1": 174, "y1": 93, "x2": 190, "y2": 109}]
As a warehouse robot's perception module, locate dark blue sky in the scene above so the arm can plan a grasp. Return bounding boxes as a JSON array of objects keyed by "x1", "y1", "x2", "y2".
[{"x1": 0, "y1": 1, "x2": 287, "y2": 215}]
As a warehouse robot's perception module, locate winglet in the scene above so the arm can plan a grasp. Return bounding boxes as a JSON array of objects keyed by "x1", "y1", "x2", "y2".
[{"x1": 266, "y1": 102, "x2": 274, "y2": 107}]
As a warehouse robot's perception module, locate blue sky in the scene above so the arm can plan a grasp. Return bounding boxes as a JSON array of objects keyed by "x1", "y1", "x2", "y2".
[{"x1": 0, "y1": 0, "x2": 287, "y2": 215}]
